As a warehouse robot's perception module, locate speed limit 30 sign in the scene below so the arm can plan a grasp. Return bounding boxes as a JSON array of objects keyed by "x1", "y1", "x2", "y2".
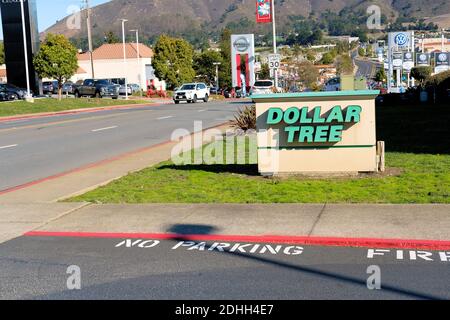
[{"x1": 268, "y1": 54, "x2": 281, "y2": 69}]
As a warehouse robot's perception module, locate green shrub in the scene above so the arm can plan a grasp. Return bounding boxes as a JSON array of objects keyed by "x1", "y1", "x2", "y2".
[{"x1": 426, "y1": 70, "x2": 450, "y2": 87}]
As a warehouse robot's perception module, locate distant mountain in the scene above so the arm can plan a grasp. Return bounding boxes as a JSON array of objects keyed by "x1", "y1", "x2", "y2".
[{"x1": 44, "y1": 0, "x2": 450, "y2": 43}]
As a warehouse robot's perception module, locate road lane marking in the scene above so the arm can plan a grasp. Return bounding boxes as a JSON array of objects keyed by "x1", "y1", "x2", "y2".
[
  {"x1": 0, "y1": 113, "x2": 129, "y2": 134},
  {"x1": 197, "y1": 109, "x2": 206, "y2": 113},
  {"x1": 157, "y1": 116, "x2": 174, "y2": 120},
  {"x1": 0, "y1": 144, "x2": 18, "y2": 150},
  {"x1": 91, "y1": 126, "x2": 118, "y2": 132}
]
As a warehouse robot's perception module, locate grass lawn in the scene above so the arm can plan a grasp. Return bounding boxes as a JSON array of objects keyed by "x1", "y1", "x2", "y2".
[
  {"x1": 69, "y1": 104, "x2": 450, "y2": 204},
  {"x1": 0, "y1": 98, "x2": 142, "y2": 117}
]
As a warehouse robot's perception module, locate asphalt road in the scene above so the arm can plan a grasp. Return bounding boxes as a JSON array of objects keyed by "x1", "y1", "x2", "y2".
[
  {"x1": 355, "y1": 59, "x2": 375, "y2": 78},
  {"x1": 0, "y1": 235, "x2": 449, "y2": 300},
  {"x1": 0, "y1": 100, "x2": 246, "y2": 191}
]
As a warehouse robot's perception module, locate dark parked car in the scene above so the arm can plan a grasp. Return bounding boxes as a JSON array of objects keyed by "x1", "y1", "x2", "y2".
[
  {"x1": 0, "y1": 83, "x2": 30, "y2": 100},
  {"x1": 224, "y1": 87, "x2": 243, "y2": 98},
  {"x1": 62, "y1": 82, "x2": 76, "y2": 95},
  {"x1": 0, "y1": 88, "x2": 16, "y2": 101},
  {"x1": 74, "y1": 79, "x2": 120, "y2": 99},
  {"x1": 209, "y1": 87, "x2": 219, "y2": 95},
  {"x1": 42, "y1": 81, "x2": 59, "y2": 94}
]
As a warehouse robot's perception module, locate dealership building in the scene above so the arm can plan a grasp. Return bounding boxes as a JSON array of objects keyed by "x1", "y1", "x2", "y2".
[{"x1": 73, "y1": 43, "x2": 164, "y2": 90}]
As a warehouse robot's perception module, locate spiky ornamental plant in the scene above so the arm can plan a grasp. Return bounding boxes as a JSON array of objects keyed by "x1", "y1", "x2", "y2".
[{"x1": 230, "y1": 105, "x2": 256, "y2": 131}]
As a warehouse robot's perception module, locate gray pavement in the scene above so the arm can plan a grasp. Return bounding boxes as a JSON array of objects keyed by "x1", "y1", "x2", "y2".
[
  {"x1": 0, "y1": 100, "x2": 247, "y2": 191},
  {"x1": 31, "y1": 203, "x2": 450, "y2": 241},
  {"x1": 0, "y1": 235, "x2": 449, "y2": 299},
  {"x1": 354, "y1": 58, "x2": 380, "y2": 79}
]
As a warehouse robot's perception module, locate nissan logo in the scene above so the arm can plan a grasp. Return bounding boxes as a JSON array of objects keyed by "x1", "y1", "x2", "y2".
[{"x1": 233, "y1": 37, "x2": 250, "y2": 53}]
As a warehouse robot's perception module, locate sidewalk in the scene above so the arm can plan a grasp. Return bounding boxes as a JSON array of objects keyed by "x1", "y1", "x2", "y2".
[{"x1": 2, "y1": 202, "x2": 450, "y2": 248}]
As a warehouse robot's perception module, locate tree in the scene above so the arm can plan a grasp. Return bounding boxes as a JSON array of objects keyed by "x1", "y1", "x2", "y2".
[
  {"x1": 259, "y1": 63, "x2": 270, "y2": 79},
  {"x1": 374, "y1": 68, "x2": 386, "y2": 83},
  {"x1": 411, "y1": 66, "x2": 432, "y2": 88},
  {"x1": 152, "y1": 35, "x2": 196, "y2": 89},
  {"x1": 336, "y1": 54, "x2": 354, "y2": 75},
  {"x1": 321, "y1": 52, "x2": 334, "y2": 65},
  {"x1": 358, "y1": 47, "x2": 365, "y2": 57},
  {"x1": 33, "y1": 34, "x2": 78, "y2": 100},
  {"x1": 194, "y1": 50, "x2": 223, "y2": 85},
  {"x1": 104, "y1": 31, "x2": 120, "y2": 44},
  {"x1": 297, "y1": 61, "x2": 319, "y2": 89},
  {"x1": 218, "y1": 29, "x2": 232, "y2": 88},
  {"x1": 292, "y1": 44, "x2": 302, "y2": 62}
]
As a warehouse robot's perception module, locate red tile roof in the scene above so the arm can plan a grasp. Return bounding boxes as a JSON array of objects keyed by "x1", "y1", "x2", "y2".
[{"x1": 78, "y1": 43, "x2": 154, "y2": 61}]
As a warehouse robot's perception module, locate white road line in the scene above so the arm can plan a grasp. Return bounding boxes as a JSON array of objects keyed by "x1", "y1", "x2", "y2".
[
  {"x1": 197, "y1": 109, "x2": 206, "y2": 113},
  {"x1": 91, "y1": 126, "x2": 118, "y2": 132},
  {"x1": 0, "y1": 144, "x2": 18, "y2": 150},
  {"x1": 157, "y1": 116, "x2": 174, "y2": 120}
]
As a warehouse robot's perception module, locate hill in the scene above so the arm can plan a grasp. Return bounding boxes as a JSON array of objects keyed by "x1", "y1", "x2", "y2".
[{"x1": 43, "y1": 0, "x2": 449, "y2": 45}]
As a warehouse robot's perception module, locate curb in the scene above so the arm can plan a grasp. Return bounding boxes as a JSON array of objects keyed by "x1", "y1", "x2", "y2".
[
  {"x1": 24, "y1": 231, "x2": 450, "y2": 250},
  {"x1": 0, "y1": 100, "x2": 173, "y2": 123}
]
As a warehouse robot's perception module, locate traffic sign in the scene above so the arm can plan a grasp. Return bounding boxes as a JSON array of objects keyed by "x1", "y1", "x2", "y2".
[{"x1": 268, "y1": 54, "x2": 281, "y2": 70}]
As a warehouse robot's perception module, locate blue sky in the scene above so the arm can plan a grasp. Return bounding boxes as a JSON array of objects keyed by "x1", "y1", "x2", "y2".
[
  {"x1": 0, "y1": 0, "x2": 110, "y2": 38},
  {"x1": 36, "y1": 0, "x2": 110, "y2": 31}
]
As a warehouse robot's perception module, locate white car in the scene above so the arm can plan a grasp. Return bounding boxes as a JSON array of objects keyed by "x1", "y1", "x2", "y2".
[
  {"x1": 119, "y1": 84, "x2": 132, "y2": 95},
  {"x1": 250, "y1": 80, "x2": 274, "y2": 95},
  {"x1": 173, "y1": 83, "x2": 210, "y2": 104}
]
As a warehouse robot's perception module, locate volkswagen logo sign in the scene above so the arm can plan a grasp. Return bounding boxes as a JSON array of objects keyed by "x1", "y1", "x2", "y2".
[
  {"x1": 394, "y1": 33, "x2": 408, "y2": 46},
  {"x1": 438, "y1": 53, "x2": 448, "y2": 62},
  {"x1": 405, "y1": 52, "x2": 412, "y2": 59},
  {"x1": 233, "y1": 37, "x2": 250, "y2": 53},
  {"x1": 419, "y1": 54, "x2": 427, "y2": 61}
]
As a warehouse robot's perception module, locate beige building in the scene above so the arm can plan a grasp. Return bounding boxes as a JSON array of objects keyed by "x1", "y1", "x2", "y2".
[
  {"x1": 73, "y1": 43, "x2": 157, "y2": 90},
  {"x1": 418, "y1": 38, "x2": 450, "y2": 52}
]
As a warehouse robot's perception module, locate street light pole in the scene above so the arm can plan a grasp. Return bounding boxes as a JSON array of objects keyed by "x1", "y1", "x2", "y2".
[
  {"x1": 19, "y1": 0, "x2": 31, "y2": 100},
  {"x1": 121, "y1": 19, "x2": 128, "y2": 100},
  {"x1": 85, "y1": 0, "x2": 95, "y2": 78},
  {"x1": 213, "y1": 62, "x2": 221, "y2": 90},
  {"x1": 130, "y1": 29, "x2": 141, "y2": 97},
  {"x1": 271, "y1": 0, "x2": 278, "y2": 90}
]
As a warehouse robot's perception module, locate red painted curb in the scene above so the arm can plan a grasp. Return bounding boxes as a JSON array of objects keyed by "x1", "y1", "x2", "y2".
[
  {"x1": 0, "y1": 122, "x2": 230, "y2": 196},
  {"x1": 24, "y1": 231, "x2": 450, "y2": 250},
  {"x1": 0, "y1": 101, "x2": 173, "y2": 123}
]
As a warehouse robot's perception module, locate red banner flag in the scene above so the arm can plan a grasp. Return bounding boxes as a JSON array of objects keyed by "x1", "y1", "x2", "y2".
[{"x1": 256, "y1": 0, "x2": 272, "y2": 24}]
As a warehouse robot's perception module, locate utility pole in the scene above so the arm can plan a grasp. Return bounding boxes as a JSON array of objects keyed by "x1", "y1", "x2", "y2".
[
  {"x1": 213, "y1": 62, "x2": 221, "y2": 90},
  {"x1": 19, "y1": 0, "x2": 31, "y2": 101},
  {"x1": 130, "y1": 29, "x2": 141, "y2": 97},
  {"x1": 271, "y1": 0, "x2": 278, "y2": 91},
  {"x1": 85, "y1": 0, "x2": 95, "y2": 78},
  {"x1": 442, "y1": 28, "x2": 446, "y2": 53},
  {"x1": 121, "y1": 19, "x2": 128, "y2": 100}
]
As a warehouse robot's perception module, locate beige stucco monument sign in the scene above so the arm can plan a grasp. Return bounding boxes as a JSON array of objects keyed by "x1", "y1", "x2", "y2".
[{"x1": 253, "y1": 90, "x2": 381, "y2": 175}]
